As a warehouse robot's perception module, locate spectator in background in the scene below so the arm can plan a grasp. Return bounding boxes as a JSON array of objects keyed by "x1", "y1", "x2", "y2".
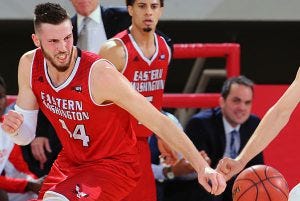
[
  {"x1": 217, "y1": 68, "x2": 300, "y2": 194},
  {"x1": 22, "y1": 0, "x2": 131, "y2": 176},
  {"x1": 71, "y1": 0, "x2": 131, "y2": 53},
  {"x1": 182, "y1": 76, "x2": 264, "y2": 201},
  {"x1": 21, "y1": 112, "x2": 61, "y2": 177},
  {"x1": 0, "y1": 75, "x2": 44, "y2": 201},
  {"x1": 150, "y1": 111, "x2": 211, "y2": 201}
]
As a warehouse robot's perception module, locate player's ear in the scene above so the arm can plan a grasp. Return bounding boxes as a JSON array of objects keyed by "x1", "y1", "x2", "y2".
[
  {"x1": 127, "y1": 6, "x2": 133, "y2": 17},
  {"x1": 219, "y1": 96, "x2": 225, "y2": 108},
  {"x1": 32, "y1": 34, "x2": 41, "y2": 47}
]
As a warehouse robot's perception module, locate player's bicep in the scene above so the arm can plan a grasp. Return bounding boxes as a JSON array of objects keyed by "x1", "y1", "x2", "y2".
[
  {"x1": 110, "y1": 78, "x2": 163, "y2": 132},
  {"x1": 16, "y1": 52, "x2": 38, "y2": 110},
  {"x1": 92, "y1": 64, "x2": 166, "y2": 134}
]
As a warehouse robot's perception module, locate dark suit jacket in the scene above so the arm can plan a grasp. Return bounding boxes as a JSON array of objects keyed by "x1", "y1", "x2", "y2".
[
  {"x1": 186, "y1": 107, "x2": 264, "y2": 169},
  {"x1": 164, "y1": 107, "x2": 264, "y2": 201},
  {"x1": 71, "y1": 6, "x2": 131, "y2": 45}
]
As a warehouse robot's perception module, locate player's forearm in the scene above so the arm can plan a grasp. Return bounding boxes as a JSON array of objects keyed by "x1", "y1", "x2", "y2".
[
  {"x1": 238, "y1": 81, "x2": 300, "y2": 165},
  {"x1": 157, "y1": 120, "x2": 209, "y2": 174}
]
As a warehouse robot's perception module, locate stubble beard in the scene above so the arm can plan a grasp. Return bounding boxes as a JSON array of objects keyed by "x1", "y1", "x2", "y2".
[{"x1": 41, "y1": 46, "x2": 73, "y2": 72}]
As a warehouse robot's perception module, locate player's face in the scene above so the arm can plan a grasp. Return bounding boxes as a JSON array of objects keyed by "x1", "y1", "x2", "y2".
[
  {"x1": 128, "y1": 0, "x2": 162, "y2": 33},
  {"x1": 33, "y1": 20, "x2": 74, "y2": 72},
  {"x1": 70, "y1": 0, "x2": 99, "y2": 16},
  {"x1": 220, "y1": 83, "x2": 253, "y2": 127}
]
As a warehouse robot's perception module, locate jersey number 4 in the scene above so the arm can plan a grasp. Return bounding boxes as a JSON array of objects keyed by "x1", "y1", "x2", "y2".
[{"x1": 59, "y1": 119, "x2": 90, "y2": 146}]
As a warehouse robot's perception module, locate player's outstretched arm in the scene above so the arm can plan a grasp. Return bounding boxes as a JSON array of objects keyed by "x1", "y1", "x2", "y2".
[{"x1": 90, "y1": 60, "x2": 226, "y2": 195}]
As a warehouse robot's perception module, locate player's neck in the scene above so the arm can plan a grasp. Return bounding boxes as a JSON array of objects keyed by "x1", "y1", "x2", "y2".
[
  {"x1": 130, "y1": 26, "x2": 155, "y2": 46},
  {"x1": 130, "y1": 26, "x2": 156, "y2": 59}
]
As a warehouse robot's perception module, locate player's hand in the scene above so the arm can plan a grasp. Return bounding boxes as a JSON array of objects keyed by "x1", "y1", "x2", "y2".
[
  {"x1": 216, "y1": 157, "x2": 245, "y2": 181},
  {"x1": 25, "y1": 175, "x2": 46, "y2": 194},
  {"x1": 172, "y1": 158, "x2": 195, "y2": 176},
  {"x1": 1, "y1": 110, "x2": 23, "y2": 134},
  {"x1": 157, "y1": 137, "x2": 178, "y2": 165},
  {"x1": 31, "y1": 137, "x2": 52, "y2": 170},
  {"x1": 197, "y1": 166, "x2": 226, "y2": 195}
]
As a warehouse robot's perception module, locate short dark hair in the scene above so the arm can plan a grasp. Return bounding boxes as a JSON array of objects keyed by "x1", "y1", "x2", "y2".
[
  {"x1": 126, "y1": 0, "x2": 164, "y2": 7},
  {"x1": 34, "y1": 2, "x2": 70, "y2": 31},
  {"x1": 221, "y1": 75, "x2": 254, "y2": 99}
]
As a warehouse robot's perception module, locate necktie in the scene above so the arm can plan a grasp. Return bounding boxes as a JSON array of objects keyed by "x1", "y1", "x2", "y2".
[
  {"x1": 230, "y1": 130, "x2": 238, "y2": 158},
  {"x1": 77, "y1": 17, "x2": 91, "y2": 50}
]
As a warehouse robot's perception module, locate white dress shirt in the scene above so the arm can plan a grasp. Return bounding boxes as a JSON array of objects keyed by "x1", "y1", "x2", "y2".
[
  {"x1": 77, "y1": 6, "x2": 107, "y2": 53},
  {"x1": 223, "y1": 117, "x2": 241, "y2": 158}
]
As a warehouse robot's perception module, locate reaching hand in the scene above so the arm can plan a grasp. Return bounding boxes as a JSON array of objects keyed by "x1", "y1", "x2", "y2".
[
  {"x1": 197, "y1": 166, "x2": 226, "y2": 195},
  {"x1": 216, "y1": 157, "x2": 245, "y2": 181},
  {"x1": 1, "y1": 110, "x2": 23, "y2": 134},
  {"x1": 25, "y1": 175, "x2": 46, "y2": 194},
  {"x1": 157, "y1": 137, "x2": 178, "y2": 165},
  {"x1": 30, "y1": 137, "x2": 52, "y2": 170},
  {"x1": 172, "y1": 158, "x2": 195, "y2": 176}
]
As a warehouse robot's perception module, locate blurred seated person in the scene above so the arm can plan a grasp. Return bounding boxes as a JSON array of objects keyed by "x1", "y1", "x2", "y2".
[
  {"x1": 21, "y1": 110, "x2": 62, "y2": 177},
  {"x1": 184, "y1": 76, "x2": 264, "y2": 201},
  {"x1": 150, "y1": 111, "x2": 211, "y2": 201},
  {"x1": 0, "y1": 75, "x2": 44, "y2": 201}
]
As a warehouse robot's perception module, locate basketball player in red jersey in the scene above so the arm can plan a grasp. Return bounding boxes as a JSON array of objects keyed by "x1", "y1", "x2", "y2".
[
  {"x1": 1, "y1": 2, "x2": 226, "y2": 201},
  {"x1": 99, "y1": 0, "x2": 183, "y2": 200}
]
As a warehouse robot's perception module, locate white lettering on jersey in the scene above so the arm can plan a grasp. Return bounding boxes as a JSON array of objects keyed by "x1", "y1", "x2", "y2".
[
  {"x1": 133, "y1": 69, "x2": 163, "y2": 81},
  {"x1": 59, "y1": 119, "x2": 90, "y2": 146},
  {"x1": 40, "y1": 92, "x2": 90, "y2": 121},
  {"x1": 131, "y1": 69, "x2": 165, "y2": 92}
]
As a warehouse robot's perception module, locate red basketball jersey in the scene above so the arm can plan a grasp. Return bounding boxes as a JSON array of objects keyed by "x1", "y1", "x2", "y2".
[
  {"x1": 114, "y1": 30, "x2": 171, "y2": 137},
  {"x1": 31, "y1": 48, "x2": 138, "y2": 165}
]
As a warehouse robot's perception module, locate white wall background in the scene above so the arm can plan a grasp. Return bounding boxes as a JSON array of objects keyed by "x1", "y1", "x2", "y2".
[{"x1": 1, "y1": 0, "x2": 300, "y2": 21}]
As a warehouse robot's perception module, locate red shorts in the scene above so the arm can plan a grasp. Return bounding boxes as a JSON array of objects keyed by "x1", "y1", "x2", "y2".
[
  {"x1": 123, "y1": 138, "x2": 156, "y2": 201},
  {"x1": 38, "y1": 154, "x2": 140, "y2": 201}
]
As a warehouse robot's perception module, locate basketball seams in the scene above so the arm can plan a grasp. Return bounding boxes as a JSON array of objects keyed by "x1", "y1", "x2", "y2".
[
  {"x1": 232, "y1": 165, "x2": 289, "y2": 201},
  {"x1": 266, "y1": 166, "x2": 289, "y2": 199},
  {"x1": 233, "y1": 178, "x2": 258, "y2": 201},
  {"x1": 267, "y1": 179, "x2": 289, "y2": 199}
]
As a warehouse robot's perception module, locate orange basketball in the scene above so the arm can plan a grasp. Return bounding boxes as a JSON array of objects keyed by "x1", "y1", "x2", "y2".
[{"x1": 232, "y1": 165, "x2": 289, "y2": 201}]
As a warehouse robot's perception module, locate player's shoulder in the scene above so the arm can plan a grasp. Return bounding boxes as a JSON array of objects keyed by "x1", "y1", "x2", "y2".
[
  {"x1": 99, "y1": 39, "x2": 125, "y2": 68},
  {"x1": 20, "y1": 49, "x2": 35, "y2": 61},
  {"x1": 19, "y1": 49, "x2": 36, "y2": 68},
  {"x1": 93, "y1": 59, "x2": 116, "y2": 73},
  {"x1": 101, "y1": 39, "x2": 123, "y2": 53}
]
